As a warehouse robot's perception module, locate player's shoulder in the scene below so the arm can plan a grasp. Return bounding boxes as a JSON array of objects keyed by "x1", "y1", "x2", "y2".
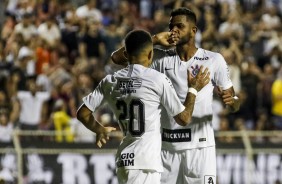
[
  {"x1": 143, "y1": 67, "x2": 169, "y2": 86},
  {"x1": 99, "y1": 74, "x2": 115, "y2": 86},
  {"x1": 146, "y1": 67, "x2": 166, "y2": 78},
  {"x1": 200, "y1": 48, "x2": 225, "y2": 62}
]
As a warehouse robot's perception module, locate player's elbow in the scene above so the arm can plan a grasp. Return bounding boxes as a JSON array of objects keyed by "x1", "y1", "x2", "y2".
[
  {"x1": 76, "y1": 104, "x2": 91, "y2": 123},
  {"x1": 174, "y1": 115, "x2": 192, "y2": 126},
  {"x1": 110, "y1": 51, "x2": 118, "y2": 64}
]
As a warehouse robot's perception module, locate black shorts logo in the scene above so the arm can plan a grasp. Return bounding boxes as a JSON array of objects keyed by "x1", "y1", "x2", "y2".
[{"x1": 162, "y1": 128, "x2": 191, "y2": 142}]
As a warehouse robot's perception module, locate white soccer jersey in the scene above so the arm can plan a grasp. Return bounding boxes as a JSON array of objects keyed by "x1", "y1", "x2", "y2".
[
  {"x1": 151, "y1": 48, "x2": 233, "y2": 151},
  {"x1": 83, "y1": 64, "x2": 185, "y2": 172}
]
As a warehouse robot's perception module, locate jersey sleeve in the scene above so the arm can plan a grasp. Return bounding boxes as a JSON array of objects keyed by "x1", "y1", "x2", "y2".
[
  {"x1": 214, "y1": 53, "x2": 233, "y2": 90},
  {"x1": 160, "y1": 75, "x2": 185, "y2": 117},
  {"x1": 150, "y1": 48, "x2": 164, "y2": 71},
  {"x1": 82, "y1": 78, "x2": 106, "y2": 112}
]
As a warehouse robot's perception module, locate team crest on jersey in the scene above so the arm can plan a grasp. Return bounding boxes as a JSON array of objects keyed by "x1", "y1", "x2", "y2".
[{"x1": 191, "y1": 65, "x2": 200, "y2": 77}]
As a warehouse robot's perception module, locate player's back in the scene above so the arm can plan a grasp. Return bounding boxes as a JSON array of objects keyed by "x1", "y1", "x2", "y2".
[{"x1": 103, "y1": 64, "x2": 178, "y2": 172}]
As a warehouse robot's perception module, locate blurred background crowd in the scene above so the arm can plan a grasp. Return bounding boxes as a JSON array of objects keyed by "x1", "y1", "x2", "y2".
[{"x1": 0, "y1": 0, "x2": 282, "y2": 144}]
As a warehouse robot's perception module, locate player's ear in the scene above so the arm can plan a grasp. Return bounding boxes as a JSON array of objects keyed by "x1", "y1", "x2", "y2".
[
  {"x1": 123, "y1": 50, "x2": 128, "y2": 59},
  {"x1": 192, "y1": 26, "x2": 197, "y2": 35}
]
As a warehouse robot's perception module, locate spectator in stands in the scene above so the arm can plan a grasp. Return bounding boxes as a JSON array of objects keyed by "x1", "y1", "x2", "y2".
[
  {"x1": 0, "y1": 90, "x2": 15, "y2": 143},
  {"x1": 239, "y1": 58, "x2": 261, "y2": 129},
  {"x1": 102, "y1": 20, "x2": 123, "y2": 60},
  {"x1": 76, "y1": 0, "x2": 102, "y2": 22},
  {"x1": 52, "y1": 99, "x2": 74, "y2": 143},
  {"x1": 0, "y1": 15, "x2": 16, "y2": 43},
  {"x1": 61, "y1": 18, "x2": 80, "y2": 65},
  {"x1": 78, "y1": 20, "x2": 106, "y2": 66},
  {"x1": 37, "y1": 16, "x2": 61, "y2": 49},
  {"x1": 16, "y1": 75, "x2": 50, "y2": 131},
  {"x1": 4, "y1": 32, "x2": 24, "y2": 64},
  {"x1": 15, "y1": 0, "x2": 35, "y2": 21},
  {"x1": 0, "y1": 110, "x2": 13, "y2": 143},
  {"x1": 221, "y1": 48, "x2": 241, "y2": 94},
  {"x1": 259, "y1": 63, "x2": 276, "y2": 117},
  {"x1": 8, "y1": 46, "x2": 34, "y2": 96},
  {"x1": 14, "y1": 13, "x2": 37, "y2": 44},
  {"x1": 34, "y1": 38, "x2": 51, "y2": 75},
  {"x1": 218, "y1": 10, "x2": 245, "y2": 46},
  {"x1": 261, "y1": 6, "x2": 281, "y2": 31},
  {"x1": 271, "y1": 67, "x2": 282, "y2": 130},
  {"x1": 5, "y1": 0, "x2": 20, "y2": 17}
]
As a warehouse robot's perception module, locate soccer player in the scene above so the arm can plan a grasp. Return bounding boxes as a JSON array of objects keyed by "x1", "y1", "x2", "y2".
[
  {"x1": 77, "y1": 29, "x2": 210, "y2": 184},
  {"x1": 111, "y1": 8, "x2": 240, "y2": 184}
]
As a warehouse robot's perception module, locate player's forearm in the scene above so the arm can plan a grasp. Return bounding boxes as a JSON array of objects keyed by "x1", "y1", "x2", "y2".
[
  {"x1": 76, "y1": 105, "x2": 105, "y2": 134},
  {"x1": 175, "y1": 93, "x2": 196, "y2": 126},
  {"x1": 152, "y1": 34, "x2": 160, "y2": 45}
]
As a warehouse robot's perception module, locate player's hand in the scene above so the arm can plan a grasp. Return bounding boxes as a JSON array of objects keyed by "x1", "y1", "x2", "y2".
[
  {"x1": 188, "y1": 66, "x2": 210, "y2": 91},
  {"x1": 153, "y1": 32, "x2": 180, "y2": 46},
  {"x1": 96, "y1": 127, "x2": 116, "y2": 148},
  {"x1": 217, "y1": 87, "x2": 236, "y2": 106}
]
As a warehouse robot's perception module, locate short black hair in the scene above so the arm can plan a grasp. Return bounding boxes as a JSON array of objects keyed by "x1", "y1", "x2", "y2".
[
  {"x1": 124, "y1": 29, "x2": 152, "y2": 56},
  {"x1": 171, "y1": 7, "x2": 197, "y2": 24}
]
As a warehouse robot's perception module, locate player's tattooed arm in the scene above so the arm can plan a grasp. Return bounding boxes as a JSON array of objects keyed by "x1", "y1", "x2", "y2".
[
  {"x1": 76, "y1": 104, "x2": 116, "y2": 148},
  {"x1": 152, "y1": 31, "x2": 180, "y2": 46},
  {"x1": 111, "y1": 47, "x2": 128, "y2": 66},
  {"x1": 111, "y1": 32, "x2": 178, "y2": 66},
  {"x1": 174, "y1": 66, "x2": 210, "y2": 126}
]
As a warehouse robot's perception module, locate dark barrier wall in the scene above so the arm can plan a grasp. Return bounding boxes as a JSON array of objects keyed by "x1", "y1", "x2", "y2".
[{"x1": 1, "y1": 142, "x2": 282, "y2": 184}]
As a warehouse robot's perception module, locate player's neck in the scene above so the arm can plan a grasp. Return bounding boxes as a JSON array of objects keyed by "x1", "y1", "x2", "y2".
[
  {"x1": 176, "y1": 44, "x2": 198, "y2": 61},
  {"x1": 129, "y1": 58, "x2": 149, "y2": 68}
]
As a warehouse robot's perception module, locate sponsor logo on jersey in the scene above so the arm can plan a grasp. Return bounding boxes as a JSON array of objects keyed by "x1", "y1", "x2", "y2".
[
  {"x1": 194, "y1": 56, "x2": 209, "y2": 60},
  {"x1": 116, "y1": 153, "x2": 135, "y2": 167},
  {"x1": 117, "y1": 78, "x2": 141, "y2": 94},
  {"x1": 117, "y1": 78, "x2": 142, "y2": 89},
  {"x1": 204, "y1": 175, "x2": 215, "y2": 184},
  {"x1": 162, "y1": 128, "x2": 191, "y2": 142}
]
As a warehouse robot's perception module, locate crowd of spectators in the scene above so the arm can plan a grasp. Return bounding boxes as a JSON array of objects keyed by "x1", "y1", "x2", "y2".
[{"x1": 0, "y1": 0, "x2": 282, "y2": 144}]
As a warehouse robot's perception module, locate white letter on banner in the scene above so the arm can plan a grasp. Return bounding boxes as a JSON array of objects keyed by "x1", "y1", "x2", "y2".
[
  {"x1": 233, "y1": 154, "x2": 243, "y2": 184},
  {"x1": 57, "y1": 153, "x2": 90, "y2": 184},
  {"x1": 251, "y1": 154, "x2": 266, "y2": 184},
  {"x1": 267, "y1": 154, "x2": 280, "y2": 184},
  {"x1": 217, "y1": 154, "x2": 234, "y2": 184},
  {"x1": 89, "y1": 154, "x2": 118, "y2": 184}
]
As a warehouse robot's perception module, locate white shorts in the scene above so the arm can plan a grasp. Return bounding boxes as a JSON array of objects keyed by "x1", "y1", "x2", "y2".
[
  {"x1": 161, "y1": 146, "x2": 216, "y2": 184},
  {"x1": 117, "y1": 168, "x2": 161, "y2": 184}
]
